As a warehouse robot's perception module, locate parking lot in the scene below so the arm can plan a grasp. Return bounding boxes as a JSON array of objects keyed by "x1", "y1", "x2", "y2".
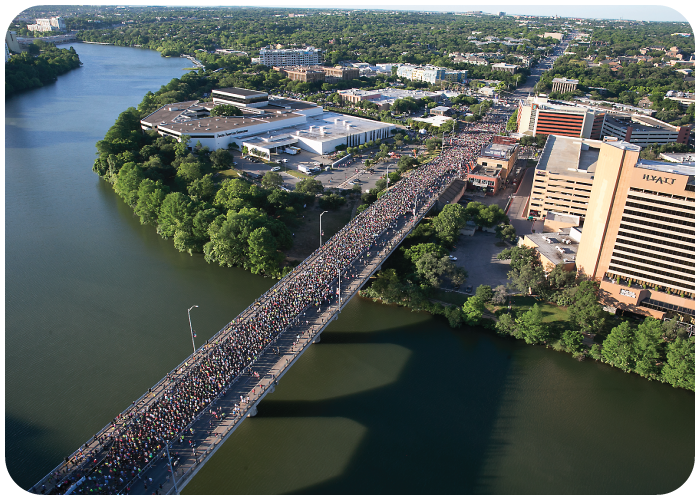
[
  {"x1": 449, "y1": 231, "x2": 512, "y2": 292},
  {"x1": 232, "y1": 146, "x2": 402, "y2": 192}
]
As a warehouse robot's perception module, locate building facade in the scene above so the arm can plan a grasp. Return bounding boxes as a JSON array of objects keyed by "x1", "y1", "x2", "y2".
[
  {"x1": 575, "y1": 151, "x2": 694, "y2": 320},
  {"x1": 141, "y1": 88, "x2": 393, "y2": 155},
  {"x1": 27, "y1": 17, "x2": 65, "y2": 32},
  {"x1": 516, "y1": 96, "x2": 604, "y2": 139},
  {"x1": 526, "y1": 135, "x2": 600, "y2": 220},
  {"x1": 255, "y1": 46, "x2": 322, "y2": 67},
  {"x1": 551, "y1": 77, "x2": 579, "y2": 94},
  {"x1": 601, "y1": 114, "x2": 691, "y2": 146}
]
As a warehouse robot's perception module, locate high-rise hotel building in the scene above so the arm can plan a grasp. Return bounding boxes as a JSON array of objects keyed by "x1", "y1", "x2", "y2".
[{"x1": 527, "y1": 135, "x2": 695, "y2": 320}]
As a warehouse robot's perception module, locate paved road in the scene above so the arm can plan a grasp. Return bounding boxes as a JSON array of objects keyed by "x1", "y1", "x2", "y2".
[{"x1": 507, "y1": 164, "x2": 536, "y2": 237}]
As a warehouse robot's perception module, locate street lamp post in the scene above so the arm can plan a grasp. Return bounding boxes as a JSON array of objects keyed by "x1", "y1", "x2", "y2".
[
  {"x1": 187, "y1": 305, "x2": 198, "y2": 356},
  {"x1": 319, "y1": 211, "x2": 329, "y2": 248}
]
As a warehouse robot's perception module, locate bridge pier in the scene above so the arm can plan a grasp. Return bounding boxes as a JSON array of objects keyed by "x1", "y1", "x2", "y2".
[
  {"x1": 312, "y1": 334, "x2": 321, "y2": 343},
  {"x1": 248, "y1": 405, "x2": 258, "y2": 417}
]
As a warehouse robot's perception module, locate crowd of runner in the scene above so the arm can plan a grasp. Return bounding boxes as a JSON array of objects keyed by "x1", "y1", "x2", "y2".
[{"x1": 41, "y1": 108, "x2": 508, "y2": 495}]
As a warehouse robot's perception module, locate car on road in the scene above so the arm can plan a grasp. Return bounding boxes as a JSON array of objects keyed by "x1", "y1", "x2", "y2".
[
  {"x1": 466, "y1": 285, "x2": 473, "y2": 294},
  {"x1": 271, "y1": 166, "x2": 281, "y2": 172},
  {"x1": 449, "y1": 255, "x2": 457, "y2": 261},
  {"x1": 351, "y1": 179, "x2": 361, "y2": 184}
]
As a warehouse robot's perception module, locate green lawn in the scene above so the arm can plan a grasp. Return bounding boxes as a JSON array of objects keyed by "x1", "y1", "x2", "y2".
[{"x1": 488, "y1": 295, "x2": 569, "y2": 325}]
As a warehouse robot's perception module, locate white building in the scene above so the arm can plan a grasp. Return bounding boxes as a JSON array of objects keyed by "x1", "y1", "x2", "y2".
[
  {"x1": 140, "y1": 88, "x2": 393, "y2": 155},
  {"x1": 396, "y1": 64, "x2": 467, "y2": 84},
  {"x1": 254, "y1": 46, "x2": 322, "y2": 67},
  {"x1": 27, "y1": 17, "x2": 66, "y2": 32}
]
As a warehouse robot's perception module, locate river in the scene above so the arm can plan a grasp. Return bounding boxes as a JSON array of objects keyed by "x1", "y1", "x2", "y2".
[{"x1": 4, "y1": 43, "x2": 694, "y2": 495}]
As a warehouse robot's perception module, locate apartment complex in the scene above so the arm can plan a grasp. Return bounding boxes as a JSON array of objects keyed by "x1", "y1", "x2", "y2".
[
  {"x1": 27, "y1": 17, "x2": 65, "y2": 32},
  {"x1": 526, "y1": 135, "x2": 695, "y2": 320},
  {"x1": 396, "y1": 64, "x2": 467, "y2": 84},
  {"x1": 254, "y1": 46, "x2": 322, "y2": 67},
  {"x1": 337, "y1": 88, "x2": 441, "y2": 111},
  {"x1": 275, "y1": 65, "x2": 359, "y2": 83}
]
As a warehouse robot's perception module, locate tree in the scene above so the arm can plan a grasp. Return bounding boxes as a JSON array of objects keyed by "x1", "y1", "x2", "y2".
[
  {"x1": 210, "y1": 104, "x2": 242, "y2": 117},
  {"x1": 176, "y1": 158, "x2": 203, "y2": 183},
  {"x1": 568, "y1": 281, "x2": 606, "y2": 335},
  {"x1": 210, "y1": 148, "x2": 233, "y2": 170},
  {"x1": 445, "y1": 306, "x2": 464, "y2": 329},
  {"x1": 495, "y1": 312, "x2": 516, "y2": 337},
  {"x1": 318, "y1": 193, "x2": 346, "y2": 210},
  {"x1": 633, "y1": 317, "x2": 664, "y2": 379},
  {"x1": 247, "y1": 226, "x2": 279, "y2": 275},
  {"x1": 432, "y1": 203, "x2": 468, "y2": 243},
  {"x1": 515, "y1": 303, "x2": 549, "y2": 344},
  {"x1": 601, "y1": 321, "x2": 636, "y2": 372},
  {"x1": 261, "y1": 171, "x2": 284, "y2": 190},
  {"x1": 114, "y1": 162, "x2": 145, "y2": 207},
  {"x1": 134, "y1": 179, "x2": 168, "y2": 225},
  {"x1": 474, "y1": 285, "x2": 493, "y2": 303},
  {"x1": 661, "y1": 336, "x2": 694, "y2": 391},
  {"x1": 492, "y1": 285, "x2": 508, "y2": 305},
  {"x1": 294, "y1": 178, "x2": 324, "y2": 196},
  {"x1": 462, "y1": 296, "x2": 485, "y2": 326},
  {"x1": 496, "y1": 224, "x2": 517, "y2": 243},
  {"x1": 187, "y1": 173, "x2": 217, "y2": 201},
  {"x1": 158, "y1": 192, "x2": 192, "y2": 238},
  {"x1": 404, "y1": 242, "x2": 445, "y2": 264},
  {"x1": 561, "y1": 329, "x2": 584, "y2": 354}
]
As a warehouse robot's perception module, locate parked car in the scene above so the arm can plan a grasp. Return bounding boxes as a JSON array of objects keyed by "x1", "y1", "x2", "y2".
[{"x1": 449, "y1": 255, "x2": 457, "y2": 261}]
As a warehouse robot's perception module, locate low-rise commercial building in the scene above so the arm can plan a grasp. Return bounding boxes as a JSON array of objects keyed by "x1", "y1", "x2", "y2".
[
  {"x1": 140, "y1": 87, "x2": 393, "y2": 155},
  {"x1": 491, "y1": 62, "x2": 519, "y2": 74},
  {"x1": 551, "y1": 77, "x2": 579, "y2": 94},
  {"x1": 395, "y1": 64, "x2": 467, "y2": 84},
  {"x1": 520, "y1": 230, "x2": 579, "y2": 272},
  {"x1": 466, "y1": 142, "x2": 519, "y2": 194}
]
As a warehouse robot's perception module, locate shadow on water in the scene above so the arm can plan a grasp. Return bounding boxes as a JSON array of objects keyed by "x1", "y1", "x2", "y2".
[
  {"x1": 5, "y1": 415, "x2": 61, "y2": 489},
  {"x1": 183, "y1": 315, "x2": 517, "y2": 495}
]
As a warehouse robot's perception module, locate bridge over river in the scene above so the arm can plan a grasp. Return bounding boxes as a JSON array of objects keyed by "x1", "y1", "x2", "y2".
[{"x1": 31, "y1": 152, "x2": 471, "y2": 495}]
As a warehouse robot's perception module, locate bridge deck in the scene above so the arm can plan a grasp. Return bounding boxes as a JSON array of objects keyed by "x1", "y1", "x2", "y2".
[{"x1": 32, "y1": 179, "x2": 449, "y2": 496}]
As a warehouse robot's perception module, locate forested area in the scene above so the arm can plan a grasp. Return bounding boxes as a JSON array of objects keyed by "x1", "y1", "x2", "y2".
[
  {"x1": 92, "y1": 104, "x2": 327, "y2": 278},
  {"x1": 489, "y1": 246, "x2": 694, "y2": 391},
  {"x1": 360, "y1": 202, "x2": 510, "y2": 320},
  {"x1": 68, "y1": 7, "x2": 558, "y2": 65},
  {"x1": 5, "y1": 41, "x2": 82, "y2": 98}
]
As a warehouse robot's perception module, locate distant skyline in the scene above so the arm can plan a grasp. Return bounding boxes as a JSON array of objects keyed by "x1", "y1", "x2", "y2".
[
  {"x1": 6, "y1": 1, "x2": 695, "y2": 24},
  {"x1": 229, "y1": 2, "x2": 692, "y2": 23}
]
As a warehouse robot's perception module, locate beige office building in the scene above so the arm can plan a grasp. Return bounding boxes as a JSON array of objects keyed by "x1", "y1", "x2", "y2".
[
  {"x1": 575, "y1": 149, "x2": 695, "y2": 320},
  {"x1": 527, "y1": 135, "x2": 598, "y2": 220},
  {"x1": 527, "y1": 135, "x2": 695, "y2": 320}
]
